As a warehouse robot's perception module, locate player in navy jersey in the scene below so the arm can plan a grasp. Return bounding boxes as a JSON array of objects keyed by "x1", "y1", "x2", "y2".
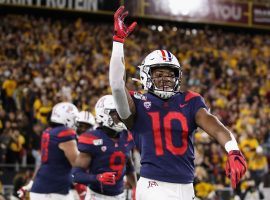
[
  {"x1": 73, "y1": 111, "x2": 96, "y2": 200},
  {"x1": 72, "y1": 95, "x2": 137, "y2": 200},
  {"x1": 29, "y1": 102, "x2": 79, "y2": 200},
  {"x1": 109, "y1": 6, "x2": 247, "y2": 200}
]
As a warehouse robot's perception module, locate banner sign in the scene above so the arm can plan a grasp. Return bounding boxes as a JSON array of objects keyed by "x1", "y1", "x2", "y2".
[
  {"x1": 1, "y1": 0, "x2": 270, "y2": 29},
  {"x1": 0, "y1": 0, "x2": 120, "y2": 12},
  {"x1": 144, "y1": 0, "x2": 249, "y2": 25},
  {"x1": 132, "y1": 0, "x2": 269, "y2": 29},
  {"x1": 252, "y1": 4, "x2": 270, "y2": 26}
]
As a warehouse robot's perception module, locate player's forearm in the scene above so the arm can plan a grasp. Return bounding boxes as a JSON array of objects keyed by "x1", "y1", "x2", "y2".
[
  {"x1": 196, "y1": 109, "x2": 239, "y2": 153},
  {"x1": 72, "y1": 167, "x2": 98, "y2": 185},
  {"x1": 126, "y1": 172, "x2": 137, "y2": 188},
  {"x1": 109, "y1": 41, "x2": 132, "y2": 119},
  {"x1": 204, "y1": 115, "x2": 239, "y2": 152}
]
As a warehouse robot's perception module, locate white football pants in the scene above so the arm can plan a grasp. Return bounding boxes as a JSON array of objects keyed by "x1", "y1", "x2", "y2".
[
  {"x1": 84, "y1": 188, "x2": 125, "y2": 200},
  {"x1": 30, "y1": 191, "x2": 74, "y2": 200},
  {"x1": 136, "y1": 177, "x2": 196, "y2": 200}
]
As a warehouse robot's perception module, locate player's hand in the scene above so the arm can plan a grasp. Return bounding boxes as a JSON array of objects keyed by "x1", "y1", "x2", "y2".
[
  {"x1": 97, "y1": 172, "x2": 116, "y2": 185},
  {"x1": 17, "y1": 180, "x2": 33, "y2": 199},
  {"x1": 113, "y1": 6, "x2": 137, "y2": 43},
  {"x1": 225, "y1": 150, "x2": 247, "y2": 189},
  {"x1": 74, "y1": 183, "x2": 87, "y2": 200}
]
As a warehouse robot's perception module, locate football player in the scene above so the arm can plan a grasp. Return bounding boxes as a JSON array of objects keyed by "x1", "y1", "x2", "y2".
[
  {"x1": 76, "y1": 111, "x2": 96, "y2": 135},
  {"x1": 72, "y1": 95, "x2": 136, "y2": 200},
  {"x1": 73, "y1": 111, "x2": 95, "y2": 200},
  {"x1": 109, "y1": 6, "x2": 247, "y2": 200},
  {"x1": 29, "y1": 102, "x2": 79, "y2": 200}
]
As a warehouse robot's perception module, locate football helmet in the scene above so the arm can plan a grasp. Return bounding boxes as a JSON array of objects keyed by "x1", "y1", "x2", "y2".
[
  {"x1": 95, "y1": 95, "x2": 126, "y2": 132},
  {"x1": 50, "y1": 102, "x2": 79, "y2": 130},
  {"x1": 77, "y1": 111, "x2": 95, "y2": 126},
  {"x1": 138, "y1": 50, "x2": 182, "y2": 99}
]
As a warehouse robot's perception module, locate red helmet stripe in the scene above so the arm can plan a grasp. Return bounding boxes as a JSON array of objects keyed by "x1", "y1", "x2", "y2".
[{"x1": 160, "y1": 50, "x2": 166, "y2": 61}]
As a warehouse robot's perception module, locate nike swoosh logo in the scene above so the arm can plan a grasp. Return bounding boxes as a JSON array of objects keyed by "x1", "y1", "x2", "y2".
[{"x1": 179, "y1": 103, "x2": 188, "y2": 108}]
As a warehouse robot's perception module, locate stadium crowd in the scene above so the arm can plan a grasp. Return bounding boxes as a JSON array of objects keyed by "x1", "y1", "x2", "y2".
[{"x1": 0, "y1": 14, "x2": 269, "y2": 199}]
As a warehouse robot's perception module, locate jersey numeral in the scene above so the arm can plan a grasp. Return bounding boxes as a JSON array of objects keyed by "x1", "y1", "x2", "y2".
[
  {"x1": 148, "y1": 112, "x2": 189, "y2": 156},
  {"x1": 41, "y1": 132, "x2": 50, "y2": 163},
  {"x1": 109, "y1": 151, "x2": 126, "y2": 180}
]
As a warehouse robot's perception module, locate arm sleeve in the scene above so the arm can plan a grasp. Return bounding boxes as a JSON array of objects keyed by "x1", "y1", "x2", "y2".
[
  {"x1": 72, "y1": 167, "x2": 98, "y2": 185},
  {"x1": 191, "y1": 96, "x2": 208, "y2": 118},
  {"x1": 109, "y1": 41, "x2": 132, "y2": 119}
]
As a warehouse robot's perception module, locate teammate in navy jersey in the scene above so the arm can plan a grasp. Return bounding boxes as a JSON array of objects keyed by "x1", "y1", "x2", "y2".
[
  {"x1": 73, "y1": 111, "x2": 96, "y2": 200},
  {"x1": 109, "y1": 6, "x2": 247, "y2": 200},
  {"x1": 72, "y1": 95, "x2": 137, "y2": 200},
  {"x1": 29, "y1": 102, "x2": 79, "y2": 200}
]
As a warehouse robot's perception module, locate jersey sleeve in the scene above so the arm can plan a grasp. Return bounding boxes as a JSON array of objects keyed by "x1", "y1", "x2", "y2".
[
  {"x1": 185, "y1": 91, "x2": 208, "y2": 118},
  {"x1": 56, "y1": 129, "x2": 76, "y2": 142},
  {"x1": 77, "y1": 133, "x2": 99, "y2": 154}
]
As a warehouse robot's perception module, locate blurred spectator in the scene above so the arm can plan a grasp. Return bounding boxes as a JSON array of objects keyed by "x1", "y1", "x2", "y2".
[{"x1": 249, "y1": 146, "x2": 268, "y2": 199}]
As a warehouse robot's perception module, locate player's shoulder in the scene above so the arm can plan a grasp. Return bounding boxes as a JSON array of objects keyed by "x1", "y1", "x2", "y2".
[
  {"x1": 129, "y1": 90, "x2": 147, "y2": 101},
  {"x1": 126, "y1": 131, "x2": 134, "y2": 142},
  {"x1": 183, "y1": 90, "x2": 203, "y2": 102},
  {"x1": 78, "y1": 130, "x2": 103, "y2": 145},
  {"x1": 53, "y1": 126, "x2": 76, "y2": 138}
]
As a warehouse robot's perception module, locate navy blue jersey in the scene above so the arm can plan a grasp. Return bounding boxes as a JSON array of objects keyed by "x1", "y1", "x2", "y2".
[
  {"x1": 78, "y1": 129, "x2": 134, "y2": 196},
  {"x1": 130, "y1": 90, "x2": 207, "y2": 183},
  {"x1": 31, "y1": 126, "x2": 76, "y2": 194}
]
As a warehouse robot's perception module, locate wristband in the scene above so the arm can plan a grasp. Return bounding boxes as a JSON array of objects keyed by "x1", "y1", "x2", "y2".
[{"x1": 225, "y1": 140, "x2": 239, "y2": 153}]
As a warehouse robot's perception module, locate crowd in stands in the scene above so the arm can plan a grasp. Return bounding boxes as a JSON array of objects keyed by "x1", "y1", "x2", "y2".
[{"x1": 0, "y1": 14, "x2": 269, "y2": 199}]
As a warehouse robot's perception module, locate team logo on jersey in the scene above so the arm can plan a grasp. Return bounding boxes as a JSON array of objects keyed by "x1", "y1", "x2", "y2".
[
  {"x1": 133, "y1": 92, "x2": 147, "y2": 101},
  {"x1": 101, "y1": 146, "x2": 107, "y2": 152},
  {"x1": 93, "y1": 139, "x2": 103, "y2": 146},
  {"x1": 143, "y1": 101, "x2": 152, "y2": 110}
]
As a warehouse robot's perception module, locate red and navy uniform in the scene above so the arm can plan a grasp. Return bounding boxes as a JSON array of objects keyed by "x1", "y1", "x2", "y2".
[
  {"x1": 130, "y1": 90, "x2": 207, "y2": 183},
  {"x1": 78, "y1": 128, "x2": 134, "y2": 196},
  {"x1": 31, "y1": 126, "x2": 76, "y2": 194}
]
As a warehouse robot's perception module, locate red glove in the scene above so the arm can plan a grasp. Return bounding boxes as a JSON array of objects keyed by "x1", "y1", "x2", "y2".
[
  {"x1": 74, "y1": 183, "x2": 87, "y2": 200},
  {"x1": 97, "y1": 172, "x2": 116, "y2": 185},
  {"x1": 113, "y1": 6, "x2": 137, "y2": 43},
  {"x1": 225, "y1": 150, "x2": 247, "y2": 189}
]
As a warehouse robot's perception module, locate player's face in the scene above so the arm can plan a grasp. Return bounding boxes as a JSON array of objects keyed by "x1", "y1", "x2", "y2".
[
  {"x1": 109, "y1": 110, "x2": 122, "y2": 124},
  {"x1": 77, "y1": 122, "x2": 92, "y2": 135},
  {"x1": 151, "y1": 67, "x2": 176, "y2": 91}
]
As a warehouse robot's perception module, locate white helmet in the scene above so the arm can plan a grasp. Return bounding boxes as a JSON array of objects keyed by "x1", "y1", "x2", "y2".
[
  {"x1": 95, "y1": 95, "x2": 126, "y2": 132},
  {"x1": 139, "y1": 50, "x2": 182, "y2": 99},
  {"x1": 50, "y1": 102, "x2": 79, "y2": 130},
  {"x1": 77, "y1": 111, "x2": 95, "y2": 126}
]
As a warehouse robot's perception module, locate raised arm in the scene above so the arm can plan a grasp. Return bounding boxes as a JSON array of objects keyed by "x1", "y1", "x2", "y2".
[{"x1": 109, "y1": 6, "x2": 137, "y2": 129}]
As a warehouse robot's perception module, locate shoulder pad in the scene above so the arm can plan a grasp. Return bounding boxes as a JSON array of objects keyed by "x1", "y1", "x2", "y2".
[
  {"x1": 185, "y1": 90, "x2": 201, "y2": 102},
  {"x1": 78, "y1": 133, "x2": 103, "y2": 145},
  {"x1": 57, "y1": 129, "x2": 76, "y2": 138}
]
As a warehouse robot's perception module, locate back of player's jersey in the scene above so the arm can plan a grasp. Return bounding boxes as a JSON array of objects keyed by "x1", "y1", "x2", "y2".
[
  {"x1": 31, "y1": 126, "x2": 76, "y2": 194},
  {"x1": 78, "y1": 128, "x2": 134, "y2": 196},
  {"x1": 130, "y1": 91, "x2": 207, "y2": 183}
]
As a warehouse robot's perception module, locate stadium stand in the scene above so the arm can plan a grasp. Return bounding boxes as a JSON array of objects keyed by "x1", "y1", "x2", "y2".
[{"x1": 0, "y1": 10, "x2": 269, "y2": 200}]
